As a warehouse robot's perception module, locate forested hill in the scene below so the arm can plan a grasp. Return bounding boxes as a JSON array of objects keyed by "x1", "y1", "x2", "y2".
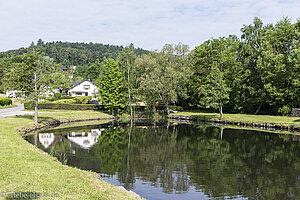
[{"x1": 0, "y1": 40, "x2": 149, "y2": 66}]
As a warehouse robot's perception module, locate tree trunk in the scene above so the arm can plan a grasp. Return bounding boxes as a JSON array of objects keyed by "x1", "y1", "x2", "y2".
[
  {"x1": 127, "y1": 119, "x2": 132, "y2": 168},
  {"x1": 219, "y1": 100, "x2": 223, "y2": 118},
  {"x1": 219, "y1": 127, "x2": 224, "y2": 140},
  {"x1": 128, "y1": 63, "x2": 133, "y2": 118},
  {"x1": 34, "y1": 133, "x2": 38, "y2": 146},
  {"x1": 153, "y1": 106, "x2": 156, "y2": 115},
  {"x1": 34, "y1": 72, "x2": 38, "y2": 125},
  {"x1": 34, "y1": 100, "x2": 38, "y2": 124},
  {"x1": 254, "y1": 102, "x2": 262, "y2": 115},
  {"x1": 166, "y1": 103, "x2": 170, "y2": 115}
]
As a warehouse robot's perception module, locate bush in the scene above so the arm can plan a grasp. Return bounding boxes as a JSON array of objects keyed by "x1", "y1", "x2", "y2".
[
  {"x1": 24, "y1": 101, "x2": 105, "y2": 111},
  {"x1": 0, "y1": 97, "x2": 12, "y2": 106},
  {"x1": 53, "y1": 93, "x2": 62, "y2": 100},
  {"x1": 74, "y1": 96, "x2": 92, "y2": 104},
  {"x1": 278, "y1": 105, "x2": 291, "y2": 116},
  {"x1": 47, "y1": 96, "x2": 92, "y2": 104},
  {"x1": 52, "y1": 99, "x2": 77, "y2": 104}
]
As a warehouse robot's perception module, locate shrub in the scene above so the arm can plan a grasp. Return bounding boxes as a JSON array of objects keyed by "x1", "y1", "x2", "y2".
[
  {"x1": 74, "y1": 96, "x2": 92, "y2": 104},
  {"x1": 52, "y1": 99, "x2": 77, "y2": 104},
  {"x1": 53, "y1": 93, "x2": 62, "y2": 100},
  {"x1": 0, "y1": 97, "x2": 12, "y2": 106},
  {"x1": 278, "y1": 105, "x2": 291, "y2": 116}
]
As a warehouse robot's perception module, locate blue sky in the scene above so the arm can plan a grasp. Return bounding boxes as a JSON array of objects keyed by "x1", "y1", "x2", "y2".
[{"x1": 0, "y1": 0, "x2": 299, "y2": 52}]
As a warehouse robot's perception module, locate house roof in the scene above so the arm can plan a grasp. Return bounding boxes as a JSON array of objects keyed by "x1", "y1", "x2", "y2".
[{"x1": 71, "y1": 80, "x2": 96, "y2": 89}]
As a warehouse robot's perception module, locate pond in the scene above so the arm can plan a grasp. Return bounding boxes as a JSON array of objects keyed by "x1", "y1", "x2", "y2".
[{"x1": 25, "y1": 120, "x2": 300, "y2": 200}]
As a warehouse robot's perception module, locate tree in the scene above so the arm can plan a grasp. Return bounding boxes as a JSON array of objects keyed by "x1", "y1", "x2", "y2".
[
  {"x1": 96, "y1": 59, "x2": 127, "y2": 115},
  {"x1": 200, "y1": 67, "x2": 230, "y2": 117},
  {"x1": 30, "y1": 41, "x2": 35, "y2": 48},
  {"x1": 75, "y1": 62, "x2": 103, "y2": 81},
  {"x1": 36, "y1": 38, "x2": 44, "y2": 46},
  {"x1": 238, "y1": 17, "x2": 270, "y2": 114},
  {"x1": 257, "y1": 17, "x2": 300, "y2": 113},
  {"x1": 190, "y1": 37, "x2": 238, "y2": 116},
  {"x1": 238, "y1": 17, "x2": 299, "y2": 114},
  {"x1": 4, "y1": 52, "x2": 53, "y2": 124},
  {"x1": 136, "y1": 43, "x2": 192, "y2": 114},
  {"x1": 117, "y1": 45, "x2": 137, "y2": 117}
]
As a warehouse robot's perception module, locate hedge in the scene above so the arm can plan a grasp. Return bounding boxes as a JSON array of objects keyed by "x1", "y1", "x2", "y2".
[
  {"x1": 52, "y1": 99, "x2": 77, "y2": 104},
  {"x1": 0, "y1": 97, "x2": 12, "y2": 106},
  {"x1": 24, "y1": 101, "x2": 105, "y2": 111}
]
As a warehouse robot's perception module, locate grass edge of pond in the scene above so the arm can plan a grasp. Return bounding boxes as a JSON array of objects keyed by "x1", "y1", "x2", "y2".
[{"x1": 0, "y1": 111, "x2": 143, "y2": 200}]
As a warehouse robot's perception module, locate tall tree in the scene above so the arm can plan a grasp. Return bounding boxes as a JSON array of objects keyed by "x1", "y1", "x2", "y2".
[
  {"x1": 257, "y1": 17, "x2": 300, "y2": 114},
  {"x1": 190, "y1": 37, "x2": 238, "y2": 116},
  {"x1": 117, "y1": 44, "x2": 137, "y2": 117},
  {"x1": 136, "y1": 43, "x2": 192, "y2": 114},
  {"x1": 96, "y1": 59, "x2": 127, "y2": 115},
  {"x1": 4, "y1": 52, "x2": 53, "y2": 124},
  {"x1": 238, "y1": 17, "x2": 270, "y2": 114}
]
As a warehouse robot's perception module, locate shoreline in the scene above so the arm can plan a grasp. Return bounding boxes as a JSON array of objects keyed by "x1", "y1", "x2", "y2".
[
  {"x1": 170, "y1": 114, "x2": 300, "y2": 132},
  {"x1": 0, "y1": 111, "x2": 143, "y2": 200}
]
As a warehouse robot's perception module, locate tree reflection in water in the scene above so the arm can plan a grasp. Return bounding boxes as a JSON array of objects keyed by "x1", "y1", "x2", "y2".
[{"x1": 27, "y1": 121, "x2": 300, "y2": 199}]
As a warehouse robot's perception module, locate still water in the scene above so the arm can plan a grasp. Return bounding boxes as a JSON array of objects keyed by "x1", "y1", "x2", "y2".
[{"x1": 25, "y1": 121, "x2": 300, "y2": 200}]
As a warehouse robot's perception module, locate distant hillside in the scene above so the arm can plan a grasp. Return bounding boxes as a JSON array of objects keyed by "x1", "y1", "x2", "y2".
[{"x1": 0, "y1": 40, "x2": 149, "y2": 66}]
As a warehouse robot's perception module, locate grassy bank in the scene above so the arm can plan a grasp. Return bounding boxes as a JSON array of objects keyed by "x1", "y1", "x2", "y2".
[
  {"x1": 171, "y1": 111, "x2": 300, "y2": 126},
  {"x1": 0, "y1": 111, "x2": 142, "y2": 200}
]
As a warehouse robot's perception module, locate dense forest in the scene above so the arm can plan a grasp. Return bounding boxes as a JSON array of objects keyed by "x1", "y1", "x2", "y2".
[
  {"x1": 0, "y1": 41, "x2": 149, "y2": 66},
  {"x1": 0, "y1": 17, "x2": 299, "y2": 116}
]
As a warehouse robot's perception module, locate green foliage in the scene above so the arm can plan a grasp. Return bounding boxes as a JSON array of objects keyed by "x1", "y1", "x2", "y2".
[
  {"x1": 3, "y1": 41, "x2": 149, "y2": 66},
  {"x1": 75, "y1": 62, "x2": 103, "y2": 81},
  {"x1": 48, "y1": 96, "x2": 92, "y2": 104},
  {"x1": 135, "y1": 43, "x2": 192, "y2": 113},
  {"x1": 278, "y1": 105, "x2": 291, "y2": 116},
  {"x1": 74, "y1": 96, "x2": 92, "y2": 104},
  {"x1": 52, "y1": 99, "x2": 77, "y2": 104},
  {"x1": 53, "y1": 93, "x2": 62, "y2": 100},
  {"x1": 0, "y1": 62, "x2": 4, "y2": 92},
  {"x1": 190, "y1": 37, "x2": 236, "y2": 116},
  {"x1": 0, "y1": 97, "x2": 12, "y2": 106},
  {"x1": 97, "y1": 59, "x2": 127, "y2": 115},
  {"x1": 236, "y1": 17, "x2": 300, "y2": 114}
]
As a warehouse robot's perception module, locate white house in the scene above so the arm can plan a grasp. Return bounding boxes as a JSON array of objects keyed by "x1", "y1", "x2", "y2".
[
  {"x1": 68, "y1": 80, "x2": 98, "y2": 97},
  {"x1": 6, "y1": 90, "x2": 25, "y2": 98}
]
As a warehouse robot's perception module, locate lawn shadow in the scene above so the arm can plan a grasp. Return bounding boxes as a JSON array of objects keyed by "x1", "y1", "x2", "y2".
[{"x1": 293, "y1": 119, "x2": 300, "y2": 123}]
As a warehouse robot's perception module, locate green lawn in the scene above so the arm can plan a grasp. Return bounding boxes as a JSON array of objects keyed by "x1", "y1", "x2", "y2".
[
  {"x1": 0, "y1": 112, "x2": 142, "y2": 200},
  {"x1": 171, "y1": 111, "x2": 300, "y2": 126}
]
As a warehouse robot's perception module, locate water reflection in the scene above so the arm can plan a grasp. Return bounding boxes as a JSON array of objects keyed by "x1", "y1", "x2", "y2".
[
  {"x1": 25, "y1": 121, "x2": 300, "y2": 200},
  {"x1": 39, "y1": 133, "x2": 55, "y2": 149},
  {"x1": 67, "y1": 128, "x2": 104, "y2": 149}
]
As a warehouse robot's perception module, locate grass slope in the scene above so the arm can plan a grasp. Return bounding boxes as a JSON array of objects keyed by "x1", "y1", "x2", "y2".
[
  {"x1": 172, "y1": 111, "x2": 300, "y2": 126},
  {"x1": 0, "y1": 111, "x2": 142, "y2": 200}
]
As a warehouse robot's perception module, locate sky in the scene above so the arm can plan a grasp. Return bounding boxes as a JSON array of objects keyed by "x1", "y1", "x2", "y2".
[{"x1": 0, "y1": 0, "x2": 299, "y2": 52}]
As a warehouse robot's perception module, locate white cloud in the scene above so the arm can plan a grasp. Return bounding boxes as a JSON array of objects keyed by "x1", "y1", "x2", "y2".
[{"x1": 0, "y1": 0, "x2": 299, "y2": 52}]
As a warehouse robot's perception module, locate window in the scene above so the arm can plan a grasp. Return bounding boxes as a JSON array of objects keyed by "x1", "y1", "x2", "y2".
[
  {"x1": 83, "y1": 85, "x2": 90, "y2": 90},
  {"x1": 75, "y1": 93, "x2": 82, "y2": 95}
]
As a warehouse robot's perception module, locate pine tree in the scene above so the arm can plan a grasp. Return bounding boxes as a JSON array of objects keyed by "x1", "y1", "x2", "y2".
[{"x1": 96, "y1": 59, "x2": 127, "y2": 115}]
